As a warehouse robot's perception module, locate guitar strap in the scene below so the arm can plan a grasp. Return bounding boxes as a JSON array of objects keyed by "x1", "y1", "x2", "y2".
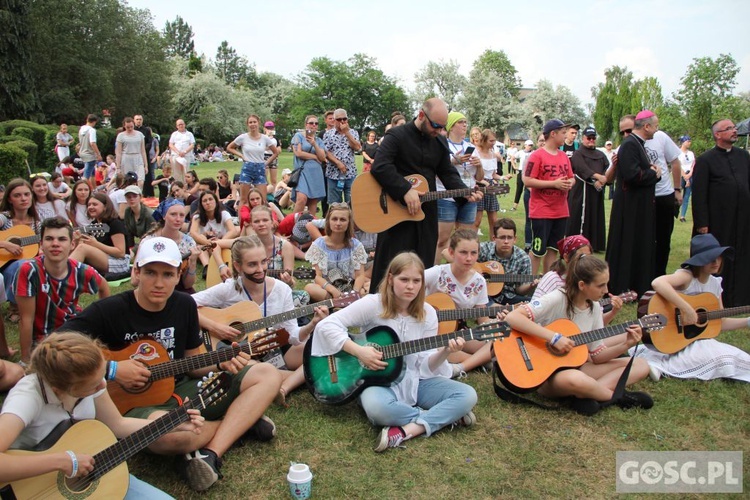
[{"x1": 490, "y1": 348, "x2": 559, "y2": 410}]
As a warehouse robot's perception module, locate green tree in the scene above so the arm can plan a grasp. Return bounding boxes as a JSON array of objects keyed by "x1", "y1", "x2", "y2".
[
  {"x1": 412, "y1": 60, "x2": 466, "y2": 111},
  {"x1": 524, "y1": 79, "x2": 587, "y2": 137},
  {"x1": 0, "y1": 0, "x2": 40, "y2": 121},
  {"x1": 634, "y1": 76, "x2": 663, "y2": 112},
  {"x1": 674, "y1": 54, "x2": 741, "y2": 144},
  {"x1": 26, "y1": 0, "x2": 171, "y2": 125},
  {"x1": 171, "y1": 64, "x2": 268, "y2": 144},
  {"x1": 472, "y1": 49, "x2": 522, "y2": 98},
  {"x1": 291, "y1": 54, "x2": 409, "y2": 132},
  {"x1": 163, "y1": 16, "x2": 195, "y2": 59},
  {"x1": 591, "y1": 66, "x2": 637, "y2": 143},
  {"x1": 215, "y1": 41, "x2": 252, "y2": 87}
]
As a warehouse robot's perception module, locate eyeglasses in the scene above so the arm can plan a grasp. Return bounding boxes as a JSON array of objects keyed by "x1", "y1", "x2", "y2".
[
  {"x1": 584, "y1": 135, "x2": 597, "y2": 140},
  {"x1": 421, "y1": 108, "x2": 446, "y2": 130},
  {"x1": 335, "y1": 117, "x2": 348, "y2": 122},
  {"x1": 619, "y1": 128, "x2": 633, "y2": 136},
  {"x1": 716, "y1": 125, "x2": 737, "y2": 133},
  {"x1": 306, "y1": 121, "x2": 318, "y2": 125}
]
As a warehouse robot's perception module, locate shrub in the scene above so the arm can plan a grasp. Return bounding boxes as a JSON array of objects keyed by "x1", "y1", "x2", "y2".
[
  {"x1": 0, "y1": 138, "x2": 38, "y2": 170},
  {"x1": 0, "y1": 144, "x2": 29, "y2": 180},
  {"x1": 11, "y1": 127, "x2": 35, "y2": 141},
  {"x1": 0, "y1": 120, "x2": 54, "y2": 169}
]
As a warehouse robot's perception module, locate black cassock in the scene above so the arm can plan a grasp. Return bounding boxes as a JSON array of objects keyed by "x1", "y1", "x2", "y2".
[
  {"x1": 692, "y1": 146, "x2": 750, "y2": 307},
  {"x1": 567, "y1": 147, "x2": 609, "y2": 252},
  {"x1": 605, "y1": 134, "x2": 660, "y2": 296},
  {"x1": 369, "y1": 121, "x2": 468, "y2": 290}
]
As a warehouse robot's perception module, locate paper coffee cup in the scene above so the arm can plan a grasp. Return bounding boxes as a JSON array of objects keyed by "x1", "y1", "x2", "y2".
[{"x1": 287, "y1": 463, "x2": 313, "y2": 499}]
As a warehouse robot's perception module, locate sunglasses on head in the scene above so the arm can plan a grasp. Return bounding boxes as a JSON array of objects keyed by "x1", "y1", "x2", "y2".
[{"x1": 619, "y1": 128, "x2": 633, "y2": 136}]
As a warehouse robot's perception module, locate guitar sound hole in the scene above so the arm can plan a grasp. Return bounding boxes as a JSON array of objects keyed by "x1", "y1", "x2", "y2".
[
  {"x1": 61, "y1": 472, "x2": 99, "y2": 496},
  {"x1": 683, "y1": 308, "x2": 708, "y2": 340}
]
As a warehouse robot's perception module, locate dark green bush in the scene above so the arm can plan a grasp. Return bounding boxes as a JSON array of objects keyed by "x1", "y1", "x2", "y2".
[
  {"x1": 0, "y1": 144, "x2": 29, "y2": 180},
  {"x1": 0, "y1": 138, "x2": 38, "y2": 170},
  {"x1": 11, "y1": 127, "x2": 35, "y2": 141}
]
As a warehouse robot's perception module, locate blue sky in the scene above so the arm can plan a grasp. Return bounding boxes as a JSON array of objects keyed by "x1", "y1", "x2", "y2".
[{"x1": 126, "y1": 0, "x2": 749, "y2": 107}]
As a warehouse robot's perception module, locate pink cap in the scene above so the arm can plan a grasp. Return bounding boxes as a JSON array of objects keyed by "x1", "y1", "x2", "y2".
[{"x1": 635, "y1": 110, "x2": 655, "y2": 120}]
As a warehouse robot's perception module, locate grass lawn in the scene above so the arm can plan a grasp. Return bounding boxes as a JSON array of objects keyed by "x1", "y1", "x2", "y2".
[{"x1": 2, "y1": 152, "x2": 748, "y2": 498}]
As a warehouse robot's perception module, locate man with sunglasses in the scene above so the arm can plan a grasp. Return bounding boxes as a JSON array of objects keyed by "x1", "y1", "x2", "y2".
[
  {"x1": 692, "y1": 119, "x2": 750, "y2": 307},
  {"x1": 369, "y1": 98, "x2": 482, "y2": 290},
  {"x1": 323, "y1": 109, "x2": 361, "y2": 205},
  {"x1": 605, "y1": 110, "x2": 661, "y2": 296}
]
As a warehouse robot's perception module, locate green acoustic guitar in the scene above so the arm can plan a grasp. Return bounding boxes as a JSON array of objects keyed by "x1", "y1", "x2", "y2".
[{"x1": 303, "y1": 323, "x2": 509, "y2": 405}]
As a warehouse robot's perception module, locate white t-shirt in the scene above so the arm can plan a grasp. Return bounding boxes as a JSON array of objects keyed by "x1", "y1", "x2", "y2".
[
  {"x1": 109, "y1": 188, "x2": 126, "y2": 209},
  {"x1": 233, "y1": 133, "x2": 275, "y2": 163},
  {"x1": 169, "y1": 130, "x2": 196, "y2": 152},
  {"x1": 78, "y1": 125, "x2": 97, "y2": 162},
  {"x1": 35, "y1": 199, "x2": 68, "y2": 222},
  {"x1": 436, "y1": 139, "x2": 478, "y2": 198},
  {"x1": 192, "y1": 210, "x2": 232, "y2": 238},
  {"x1": 644, "y1": 131, "x2": 682, "y2": 197},
  {"x1": 48, "y1": 182, "x2": 70, "y2": 196},
  {"x1": 192, "y1": 277, "x2": 302, "y2": 344},
  {"x1": 1, "y1": 373, "x2": 105, "y2": 450},
  {"x1": 678, "y1": 149, "x2": 696, "y2": 175},
  {"x1": 424, "y1": 264, "x2": 489, "y2": 310},
  {"x1": 515, "y1": 148, "x2": 533, "y2": 173},
  {"x1": 527, "y1": 289, "x2": 604, "y2": 351}
]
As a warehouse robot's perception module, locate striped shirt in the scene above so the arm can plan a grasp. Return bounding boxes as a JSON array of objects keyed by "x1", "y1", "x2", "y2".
[{"x1": 14, "y1": 256, "x2": 103, "y2": 345}]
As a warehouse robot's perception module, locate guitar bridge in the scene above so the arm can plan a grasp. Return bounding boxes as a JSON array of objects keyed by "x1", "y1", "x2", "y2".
[
  {"x1": 516, "y1": 337, "x2": 533, "y2": 371},
  {"x1": 327, "y1": 355, "x2": 338, "y2": 384}
]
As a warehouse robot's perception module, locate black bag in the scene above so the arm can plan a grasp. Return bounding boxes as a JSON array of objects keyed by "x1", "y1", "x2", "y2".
[{"x1": 287, "y1": 166, "x2": 304, "y2": 188}]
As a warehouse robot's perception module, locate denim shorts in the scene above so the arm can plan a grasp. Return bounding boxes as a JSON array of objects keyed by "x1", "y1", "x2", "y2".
[
  {"x1": 240, "y1": 161, "x2": 266, "y2": 185},
  {"x1": 437, "y1": 198, "x2": 477, "y2": 225}
]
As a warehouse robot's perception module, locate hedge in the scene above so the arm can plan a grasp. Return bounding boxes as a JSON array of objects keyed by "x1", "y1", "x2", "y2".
[
  {"x1": 0, "y1": 137, "x2": 37, "y2": 170},
  {"x1": 0, "y1": 144, "x2": 29, "y2": 181}
]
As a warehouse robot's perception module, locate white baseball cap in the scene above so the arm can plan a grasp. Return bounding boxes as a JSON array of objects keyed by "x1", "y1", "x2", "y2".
[
  {"x1": 124, "y1": 185, "x2": 142, "y2": 196},
  {"x1": 524, "y1": 139, "x2": 534, "y2": 146},
  {"x1": 135, "y1": 237, "x2": 181, "y2": 268},
  {"x1": 281, "y1": 168, "x2": 292, "y2": 176}
]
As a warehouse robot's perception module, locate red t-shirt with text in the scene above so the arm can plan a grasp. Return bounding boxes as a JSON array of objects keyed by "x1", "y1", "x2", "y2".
[{"x1": 524, "y1": 148, "x2": 573, "y2": 219}]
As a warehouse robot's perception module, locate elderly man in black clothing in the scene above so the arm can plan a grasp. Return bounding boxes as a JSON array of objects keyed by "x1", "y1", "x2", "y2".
[
  {"x1": 692, "y1": 119, "x2": 750, "y2": 307},
  {"x1": 369, "y1": 98, "x2": 482, "y2": 290}
]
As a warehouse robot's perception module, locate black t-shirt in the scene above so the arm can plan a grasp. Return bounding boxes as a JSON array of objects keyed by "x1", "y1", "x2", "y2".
[
  {"x1": 61, "y1": 290, "x2": 203, "y2": 357},
  {"x1": 218, "y1": 183, "x2": 232, "y2": 200},
  {"x1": 155, "y1": 175, "x2": 173, "y2": 202},
  {"x1": 363, "y1": 141, "x2": 379, "y2": 163},
  {"x1": 97, "y1": 218, "x2": 126, "y2": 248}
]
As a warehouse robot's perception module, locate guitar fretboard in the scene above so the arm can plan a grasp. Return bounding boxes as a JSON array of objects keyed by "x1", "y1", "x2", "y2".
[
  {"x1": 419, "y1": 184, "x2": 507, "y2": 203},
  {"x1": 436, "y1": 305, "x2": 511, "y2": 322},
  {"x1": 234, "y1": 297, "x2": 339, "y2": 334},
  {"x1": 568, "y1": 317, "x2": 655, "y2": 347},
  {"x1": 480, "y1": 273, "x2": 541, "y2": 283},
  {"x1": 147, "y1": 342, "x2": 260, "y2": 381},
  {"x1": 682, "y1": 305, "x2": 750, "y2": 325},
  {"x1": 378, "y1": 326, "x2": 487, "y2": 359}
]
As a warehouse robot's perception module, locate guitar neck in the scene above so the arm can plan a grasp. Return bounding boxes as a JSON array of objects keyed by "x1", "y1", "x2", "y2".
[
  {"x1": 697, "y1": 305, "x2": 750, "y2": 323},
  {"x1": 15, "y1": 234, "x2": 40, "y2": 247},
  {"x1": 86, "y1": 398, "x2": 202, "y2": 482},
  {"x1": 436, "y1": 305, "x2": 511, "y2": 322},
  {"x1": 482, "y1": 273, "x2": 540, "y2": 283},
  {"x1": 235, "y1": 298, "x2": 335, "y2": 334},
  {"x1": 378, "y1": 326, "x2": 485, "y2": 360},
  {"x1": 568, "y1": 320, "x2": 644, "y2": 347},
  {"x1": 147, "y1": 343, "x2": 253, "y2": 381},
  {"x1": 420, "y1": 187, "x2": 473, "y2": 202}
]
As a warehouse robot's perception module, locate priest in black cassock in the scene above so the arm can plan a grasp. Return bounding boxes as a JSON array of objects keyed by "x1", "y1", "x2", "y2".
[
  {"x1": 605, "y1": 111, "x2": 662, "y2": 296},
  {"x1": 692, "y1": 118, "x2": 750, "y2": 307},
  {"x1": 567, "y1": 126, "x2": 609, "y2": 252}
]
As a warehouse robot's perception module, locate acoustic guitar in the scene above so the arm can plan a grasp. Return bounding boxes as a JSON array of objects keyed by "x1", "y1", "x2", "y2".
[
  {"x1": 199, "y1": 292, "x2": 360, "y2": 350},
  {"x1": 0, "y1": 372, "x2": 229, "y2": 499},
  {"x1": 205, "y1": 247, "x2": 316, "y2": 288},
  {"x1": 105, "y1": 336, "x2": 277, "y2": 414},
  {"x1": 492, "y1": 314, "x2": 666, "y2": 393},
  {"x1": 646, "y1": 292, "x2": 750, "y2": 354},
  {"x1": 0, "y1": 223, "x2": 109, "y2": 268},
  {"x1": 351, "y1": 172, "x2": 510, "y2": 233},
  {"x1": 473, "y1": 261, "x2": 542, "y2": 297},
  {"x1": 304, "y1": 323, "x2": 510, "y2": 405},
  {"x1": 426, "y1": 292, "x2": 514, "y2": 334}
]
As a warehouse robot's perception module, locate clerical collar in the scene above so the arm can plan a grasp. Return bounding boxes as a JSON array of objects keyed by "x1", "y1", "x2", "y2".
[{"x1": 716, "y1": 145, "x2": 732, "y2": 153}]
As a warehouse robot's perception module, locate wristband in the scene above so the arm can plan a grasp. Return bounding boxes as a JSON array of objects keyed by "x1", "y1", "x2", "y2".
[
  {"x1": 747, "y1": 317, "x2": 750, "y2": 328},
  {"x1": 218, "y1": 264, "x2": 228, "y2": 270},
  {"x1": 65, "y1": 450, "x2": 79, "y2": 478},
  {"x1": 186, "y1": 268, "x2": 197, "y2": 276},
  {"x1": 323, "y1": 281, "x2": 331, "y2": 290},
  {"x1": 106, "y1": 361, "x2": 118, "y2": 381},
  {"x1": 550, "y1": 333, "x2": 563, "y2": 346}
]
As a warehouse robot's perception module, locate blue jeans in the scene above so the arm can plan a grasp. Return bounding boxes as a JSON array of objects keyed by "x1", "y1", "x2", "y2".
[
  {"x1": 125, "y1": 474, "x2": 174, "y2": 499},
  {"x1": 2, "y1": 259, "x2": 23, "y2": 303},
  {"x1": 359, "y1": 377, "x2": 477, "y2": 437},
  {"x1": 680, "y1": 178, "x2": 692, "y2": 218},
  {"x1": 326, "y1": 177, "x2": 353, "y2": 205}
]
